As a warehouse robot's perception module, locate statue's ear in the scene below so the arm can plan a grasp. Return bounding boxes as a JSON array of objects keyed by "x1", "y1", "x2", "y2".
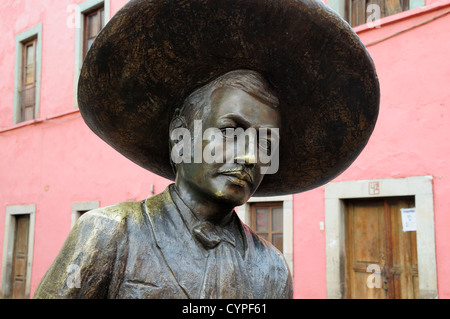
[
  {"x1": 169, "y1": 109, "x2": 189, "y2": 175},
  {"x1": 169, "y1": 108, "x2": 188, "y2": 148}
]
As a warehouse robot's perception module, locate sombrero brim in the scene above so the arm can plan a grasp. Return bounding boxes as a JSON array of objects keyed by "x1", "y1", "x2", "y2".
[{"x1": 78, "y1": 0, "x2": 380, "y2": 197}]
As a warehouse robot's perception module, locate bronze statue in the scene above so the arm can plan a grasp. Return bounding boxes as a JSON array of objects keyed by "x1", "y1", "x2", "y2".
[{"x1": 34, "y1": 0, "x2": 379, "y2": 299}]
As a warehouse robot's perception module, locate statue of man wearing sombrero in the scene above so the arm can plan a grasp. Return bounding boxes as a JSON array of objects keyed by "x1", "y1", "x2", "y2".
[{"x1": 34, "y1": 0, "x2": 379, "y2": 299}]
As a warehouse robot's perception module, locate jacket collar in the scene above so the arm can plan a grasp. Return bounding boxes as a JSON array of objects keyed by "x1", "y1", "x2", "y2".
[
  {"x1": 144, "y1": 184, "x2": 261, "y2": 298},
  {"x1": 170, "y1": 185, "x2": 239, "y2": 249}
]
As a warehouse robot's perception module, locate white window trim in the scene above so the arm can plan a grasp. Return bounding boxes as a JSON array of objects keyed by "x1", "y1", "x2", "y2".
[
  {"x1": 236, "y1": 195, "x2": 293, "y2": 276},
  {"x1": 71, "y1": 201, "x2": 100, "y2": 228},
  {"x1": 1, "y1": 204, "x2": 36, "y2": 299},
  {"x1": 324, "y1": 175, "x2": 437, "y2": 299},
  {"x1": 327, "y1": 0, "x2": 346, "y2": 18},
  {"x1": 13, "y1": 24, "x2": 43, "y2": 124},
  {"x1": 73, "y1": 0, "x2": 111, "y2": 108}
]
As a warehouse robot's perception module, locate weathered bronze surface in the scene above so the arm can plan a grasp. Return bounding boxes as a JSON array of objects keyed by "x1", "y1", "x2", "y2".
[
  {"x1": 34, "y1": 186, "x2": 292, "y2": 298},
  {"x1": 34, "y1": 0, "x2": 379, "y2": 299},
  {"x1": 35, "y1": 70, "x2": 293, "y2": 298}
]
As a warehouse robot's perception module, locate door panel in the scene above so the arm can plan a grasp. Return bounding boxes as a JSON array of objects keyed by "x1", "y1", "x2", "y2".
[
  {"x1": 352, "y1": 202, "x2": 385, "y2": 264},
  {"x1": 346, "y1": 197, "x2": 417, "y2": 299},
  {"x1": 10, "y1": 215, "x2": 30, "y2": 299},
  {"x1": 387, "y1": 198, "x2": 418, "y2": 299},
  {"x1": 346, "y1": 199, "x2": 387, "y2": 299}
]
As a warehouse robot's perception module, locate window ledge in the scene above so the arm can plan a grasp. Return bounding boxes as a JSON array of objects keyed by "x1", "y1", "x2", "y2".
[{"x1": 0, "y1": 109, "x2": 80, "y2": 134}]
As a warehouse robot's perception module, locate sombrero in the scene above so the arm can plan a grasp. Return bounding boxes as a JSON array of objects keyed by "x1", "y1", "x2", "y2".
[{"x1": 78, "y1": 0, "x2": 380, "y2": 197}]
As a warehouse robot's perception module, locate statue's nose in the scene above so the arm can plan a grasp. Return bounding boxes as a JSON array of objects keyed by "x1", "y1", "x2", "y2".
[{"x1": 234, "y1": 135, "x2": 257, "y2": 167}]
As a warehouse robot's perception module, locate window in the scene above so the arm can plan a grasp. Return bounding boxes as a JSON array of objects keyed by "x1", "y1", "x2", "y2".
[
  {"x1": 83, "y1": 6, "x2": 105, "y2": 58},
  {"x1": 13, "y1": 24, "x2": 42, "y2": 124},
  {"x1": 328, "y1": 0, "x2": 425, "y2": 27},
  {"x1": 1, "y1": 205, "x2": 36, "y2": 299},
  {"x1": 74, "y1": 0, "x2": 110, "y2": 107},
  {"x1": 236, "y1": 196, "x2": 293, "y2": 274},
  {"x1": 71, "y1": 201, "x2": 100, "y2": 228},
  {"x1": 346, "y1": 0, "x2": 409, "y2": 27},
  {"x1": 250, "y1": 202, "x2": 284, "y2": 252},
  {"x1": 20, "y1": 38, "x2": 37, "y2": 122}
]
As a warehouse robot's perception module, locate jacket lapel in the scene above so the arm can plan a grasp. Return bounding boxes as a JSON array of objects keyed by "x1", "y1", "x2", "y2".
[
  {"x1": 144, "y1": 186, "x2": 207, "y2": 299},
  {"x1": 239, "y1": 221, "x2": 271, "y2": 299}
]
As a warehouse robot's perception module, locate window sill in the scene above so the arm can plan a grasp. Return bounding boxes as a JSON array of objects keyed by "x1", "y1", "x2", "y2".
[{"x1": 0, "y1": 109, "x2": 80, "y2": 134}]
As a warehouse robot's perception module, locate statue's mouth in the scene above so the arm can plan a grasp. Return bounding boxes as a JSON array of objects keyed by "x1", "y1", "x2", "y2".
[{"x1": 218, "y1": 168, "x2": 254, "y2": 187}]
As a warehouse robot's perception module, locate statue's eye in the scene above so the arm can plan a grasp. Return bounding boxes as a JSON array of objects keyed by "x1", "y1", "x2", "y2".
[
  {"x1": 220, "y1": 127, "x2": 236, "y2": 139},
  {"x1": 259, "y1": 138, "x2": 272, "y2": 154}
]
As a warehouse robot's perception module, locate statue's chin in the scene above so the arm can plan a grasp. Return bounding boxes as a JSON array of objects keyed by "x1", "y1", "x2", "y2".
[
  {"x1": 211, "y1": 186, "x2": 253, "y2": 208},
  {"x1": 177, "y1": 172, "x2": 259, "y2": 209}
]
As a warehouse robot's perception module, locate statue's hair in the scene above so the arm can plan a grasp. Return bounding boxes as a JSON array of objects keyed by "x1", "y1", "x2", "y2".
[{"x1": 178, "y1": 69, "x2": 279, "y2": 129}]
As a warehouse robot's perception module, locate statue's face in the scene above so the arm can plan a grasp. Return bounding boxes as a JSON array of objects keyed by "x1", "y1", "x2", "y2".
[{"x1": 176, "y1": 87, "x2": 280, "y2": 207}]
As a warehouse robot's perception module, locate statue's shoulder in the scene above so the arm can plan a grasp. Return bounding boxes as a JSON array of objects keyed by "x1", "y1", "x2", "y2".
[
  {"x1": 142, "y1": 187, "x2": 175, "y2": 217},
  {"x1": 78, "y1": 189, "x2": 172, "y2": 229},
  {"x1": 79, "y1": 200, "x2": 144, "y2": 227}
]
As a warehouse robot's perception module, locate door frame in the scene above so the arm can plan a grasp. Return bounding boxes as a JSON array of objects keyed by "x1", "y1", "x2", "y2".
[
  {"x1": 1, "y1": 204, "x2": 36, "y2": 298},
  {"x1": 324, "y1": 176, "x2": 437, "y2": 299}
]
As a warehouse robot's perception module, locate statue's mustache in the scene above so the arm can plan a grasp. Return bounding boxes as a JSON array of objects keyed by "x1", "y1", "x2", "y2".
[{"x1": 217, "y1": 166, "x2": 254, "y2": 185}]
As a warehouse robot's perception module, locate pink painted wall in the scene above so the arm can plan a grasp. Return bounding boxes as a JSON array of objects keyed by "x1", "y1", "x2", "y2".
[
  {"x1": 292, "y1": 2, "x2": 450, "y2": 298},
  {"x1": 1, "y1": 0, "x2": 449, "y2": 299},
  {"x1": 0, "y1": 113, "x2": 171, "y2": 296},
  {"x1": 0, "y1": 0, "x2": 170, "y2": 297}
]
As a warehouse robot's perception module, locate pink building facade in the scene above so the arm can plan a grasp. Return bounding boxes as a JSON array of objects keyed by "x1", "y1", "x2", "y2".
[{"x1": 0, "y1": 0, "x2": 449, "y2": 299}]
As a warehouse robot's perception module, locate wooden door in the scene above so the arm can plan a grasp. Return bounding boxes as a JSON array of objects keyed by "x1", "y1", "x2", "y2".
[
  {"x1": 10, "y1": 215, "x2": 30, "y2": 299},
  {"x1": 345, "y1": 197, "x2": 418, "y2": 299}
]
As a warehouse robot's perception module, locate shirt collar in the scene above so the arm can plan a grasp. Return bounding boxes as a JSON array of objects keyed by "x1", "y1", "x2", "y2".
[{"x1": 169, "y1": 184, "x2": 240, "y2": 249}]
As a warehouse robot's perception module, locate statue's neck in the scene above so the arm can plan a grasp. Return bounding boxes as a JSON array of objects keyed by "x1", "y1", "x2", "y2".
[{"x1": 173, "y1": 181, "x2": 234, "y2": 226}]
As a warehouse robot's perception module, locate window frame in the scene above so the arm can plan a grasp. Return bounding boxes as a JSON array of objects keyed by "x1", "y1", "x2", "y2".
[
  {"x1": 71, "y1": 201, "x2": 100, "y2": 229},
  {"x1": 327, "y1": 0, "x2": 425, "y2": 27},
  {"x1": 250, "y1": 202, "x2": 284, "y2": 252},
  {"x1": 83, "y1": 5, "x2": 106, "y2": 59},
  {"x1": 73, "y1": 0, "x2": 110, "y2": 108},
  {"x1": 13, "y1": 24, "x2": 42, "y2": 124},
  {"x1": 236, "y1": 195, "x2": 293, "y2": 275},
  {"x1": 1, "y1": 205, "x2": 36, "y2": 299},
  {"x1": 20, "y1": 37, "x2": 38, "y2": 122}
]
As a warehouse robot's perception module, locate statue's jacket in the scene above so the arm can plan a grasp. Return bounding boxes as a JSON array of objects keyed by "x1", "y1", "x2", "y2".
[{"x1": 34, "y1": 185, "x2": 293, "y2": 299}]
